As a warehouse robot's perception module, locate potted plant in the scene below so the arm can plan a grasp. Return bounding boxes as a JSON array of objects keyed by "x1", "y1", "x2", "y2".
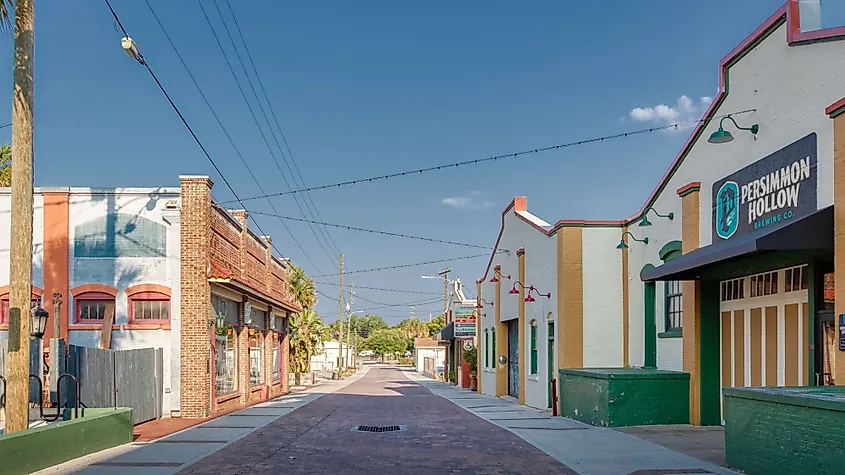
[
  {"x1": 462, "y1": 345, "x2": 478, "y2": 391},
  {"x1": 448, "y1": 370, "x2": 456, "y2": 383}
]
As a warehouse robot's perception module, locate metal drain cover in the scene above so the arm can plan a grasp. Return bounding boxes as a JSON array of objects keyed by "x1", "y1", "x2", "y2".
[{"x1": 352, "y1": 425, "x2": 406, "y2": 433}]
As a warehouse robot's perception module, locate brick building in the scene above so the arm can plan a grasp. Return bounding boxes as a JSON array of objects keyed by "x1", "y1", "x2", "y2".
[{"x1": 0, "y1": 175, "x2": 300, "y2": 419}]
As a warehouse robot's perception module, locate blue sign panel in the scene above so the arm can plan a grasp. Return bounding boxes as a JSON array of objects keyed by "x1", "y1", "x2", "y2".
[{"x1": 711, "y1": 133, "x2": 817, "y2": 241}]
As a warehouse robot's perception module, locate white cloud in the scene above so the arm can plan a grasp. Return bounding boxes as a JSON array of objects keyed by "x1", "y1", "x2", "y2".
[
  {"x1": 629, "y1": 95, "x2": 714, "y2": 130},
  {"x1": 440, "y1": 194, "x2": 494, "y2": 210}
]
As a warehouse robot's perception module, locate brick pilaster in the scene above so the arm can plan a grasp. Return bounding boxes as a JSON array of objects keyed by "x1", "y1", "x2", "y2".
[
  {"x1": 238, "y1": 297, "x2": 250, "y2": 403},
  {"x1": 179, "y1": 176, "x2": 214, "y2": 418},
  {"x1": 281, "y1": 329, "x2": 290, "y2": 393},
  {"x1": 230, "y1": 209, "x2": 248, "y2": 280},
  {"x1": 678, "y1": 181, "x2": 702, "y2": 424}
]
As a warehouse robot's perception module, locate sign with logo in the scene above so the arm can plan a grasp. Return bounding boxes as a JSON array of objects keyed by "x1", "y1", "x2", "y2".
[
  {"x1": 712, "y1": 133, "x2": 817, "y2": 241},
  {"x1": 453, "y1": 303, "x2": 477, "y2": 338}
]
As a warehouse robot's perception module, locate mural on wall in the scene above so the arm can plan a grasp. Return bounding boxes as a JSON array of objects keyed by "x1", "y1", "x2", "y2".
[
  {"x1": 712, "y1": 133, "x2": 817, "y2": 241},
  {"x1": 74, "y1": 213, "x2": 167, "y2": 258}
]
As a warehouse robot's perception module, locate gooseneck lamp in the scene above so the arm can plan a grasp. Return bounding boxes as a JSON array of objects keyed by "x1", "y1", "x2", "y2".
[
  {"x1": 708, "y1": 115, "x2": 759, "y2": 144},
  {"x1": 638, "y1": 207, "x2": 674, "y2": 227},
  {"x1": 616, "y1": 231, "x2": 649, "y2": 250}
]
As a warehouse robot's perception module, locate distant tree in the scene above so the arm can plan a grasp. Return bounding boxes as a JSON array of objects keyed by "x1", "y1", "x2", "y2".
[
  {"x1": 0, "y1": 144, "x2": 11, "y2": 187},
  {"x1": 398, "y1": 317, "x2": 429, "y2": 340},
  {"x1": 362, "y1": 328, "x2": 407, "y2": 361},
  {"x1": 427, "y1": 314, "x2": 446, "y2": 337}
]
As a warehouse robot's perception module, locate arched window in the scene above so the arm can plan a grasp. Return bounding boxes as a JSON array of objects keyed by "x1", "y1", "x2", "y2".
[
  {"x1": 126, "y1": 285, "x2": 171, "y2": 323},
  {"x1": 529, "y1": 320, "x2": 538, "y2": 375},
  {"x1": 75, "y1": 292, "x2": 115, "y2": 324}
]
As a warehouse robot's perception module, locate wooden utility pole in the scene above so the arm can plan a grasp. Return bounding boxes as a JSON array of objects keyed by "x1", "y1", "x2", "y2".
[
  {"x1": 337, "y1": 253, "x2": 344, "y2": 379},
  {"x1": 438, "y1": 268, "x2": 451, "y2": 319},
  {"x1": 6, "y1": 0, "x2": 35, "y2": 434},
  {"x1": 345, "y1": 283, "x2": 352, "y2": 370}
]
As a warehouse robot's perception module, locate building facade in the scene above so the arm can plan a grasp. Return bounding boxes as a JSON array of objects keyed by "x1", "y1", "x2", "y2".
[
  {"x1": 476, "y1": 0, "x2": 845, "y2": 422},
  {"x1": 0, "y1": 176, "x2": 300, "y2": 419}
]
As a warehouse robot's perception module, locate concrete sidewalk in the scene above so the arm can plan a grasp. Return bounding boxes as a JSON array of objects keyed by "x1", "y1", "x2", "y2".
[
  {"x1": 404, "y1": 370, "x2": 738, "y2": 475},
  {"x1": 32, "y1": 367, "x2": 370, "y2": 475}
]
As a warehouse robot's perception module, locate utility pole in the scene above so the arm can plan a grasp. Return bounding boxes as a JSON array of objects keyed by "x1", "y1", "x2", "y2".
[
  {"x1": 337, "y1": 253, "x2": 344, "y2": 380},
  {"x1": 345, "y1": 283, "x2": 353, "y2": 370},
  {"x1": 438, "y1": 268, "x2": 451, "y2": 320},
  {"x1": 6, "y1": 0, "x2": 36, "y2": 434}
]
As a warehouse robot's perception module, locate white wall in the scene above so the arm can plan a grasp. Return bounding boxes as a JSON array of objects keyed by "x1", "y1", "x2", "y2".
[
  {"x1": 582, "y1": 227, "x2": 624, "y2": 368},
  {"x1": 626, "y1": 21, "x2": 845, "y2": 372},
  {"x1": 312, "y1": 340, "x2": 356, "y2": 370},
  {"x1": 0, "y1": 192, "x2": 43, "y2": 342},
  {"x1": 415, "y1": 346, "x2": 445, "y2": 375}
]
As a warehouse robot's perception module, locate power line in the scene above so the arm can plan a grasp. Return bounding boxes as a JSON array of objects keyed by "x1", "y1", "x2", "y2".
[
  {"x1": 223, "y1": 109, "x2": 756, "y2": 204},
  {"x1": 220, "y1": 0, "x2": 342, "y2": 256},
  {"x1": 195, "y1": 0, "x2": 335, "y2": 270},
  {"x1": 313, "y1": 282, "x2": 441, "y2": 295},
  {"x1": 249, "y1": 211, "x2": 492, "y2": 249},
  {"x1": 105, "y1": 0, "x2": 327, "y2": 273},
  {"x1": 314, "y1": 253, "x2": 495, "y2": 277},
  {"x1": 0, "y1": 123, "x2": 10, "y2": 129}
]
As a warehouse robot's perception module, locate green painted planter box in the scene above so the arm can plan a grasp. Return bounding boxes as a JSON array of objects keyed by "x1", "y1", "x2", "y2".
[
  {"x1": 558, "y1": 368, "x2": 689, "y2": 427},
  {"x1": 0, "y1": 407, "x2": 133, "y2": 475},
  {"x1": 724, "y1": 386, "x2": 845, "y2": 475}
]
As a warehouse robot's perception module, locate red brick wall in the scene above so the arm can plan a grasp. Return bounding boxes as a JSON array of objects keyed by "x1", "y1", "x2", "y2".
[
  {"x1": 210, "y1": 208, "x2": 241, "y2": 274},
  {"x1": 179, "y1": 176, "x2": 214, "y2": 418}
]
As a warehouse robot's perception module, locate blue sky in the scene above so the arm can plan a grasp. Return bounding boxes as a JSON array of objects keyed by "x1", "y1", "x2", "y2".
[{"x1": 1, "y1": 1, "x2": 842, "y2": 323}]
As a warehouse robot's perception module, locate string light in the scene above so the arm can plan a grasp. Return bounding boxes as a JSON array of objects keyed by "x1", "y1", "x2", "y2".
[
  {"x1": 223, "y1": 109, "x2": 756, "y2": 204},
  {"x1": 312, "y1": 282, "x2": 441, "y2": 295},
  {"x1": 249, "y1": 211, "x2": 492, "y2": 249},
  {"x1": 314, "y1": 253, "x2": 498, "y2": 277}
]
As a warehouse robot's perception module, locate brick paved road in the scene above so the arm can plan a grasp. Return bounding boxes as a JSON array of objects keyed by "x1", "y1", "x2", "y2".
[{"x1": 180, "y1": 366, "x2": 577, "y2": 474}]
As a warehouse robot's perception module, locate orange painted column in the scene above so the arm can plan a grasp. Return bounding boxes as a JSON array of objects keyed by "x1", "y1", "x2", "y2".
[
  {"x1": 678, "y1": 182, "x2": 702, "y2": 424},
  {"x1": 42, "y1": 191, "x2": 70, "y2": 342},
  {"x1": 558, "y1": 227, "x2": 583, "y2": 369}
]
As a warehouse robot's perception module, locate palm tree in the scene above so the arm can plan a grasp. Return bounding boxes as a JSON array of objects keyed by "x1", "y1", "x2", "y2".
[
  {"x1": 0, "y1": 144, "x2": 11, "y2": 187},
  {"x1": 288, "y1": 308, "x2": 329, "y2": 385},
  {"x1": 289, "y1": 264, "x2": 316, "y2": 309},
  {"x1": 400, "y1": 317, "x2": 429, "y2": 340}
]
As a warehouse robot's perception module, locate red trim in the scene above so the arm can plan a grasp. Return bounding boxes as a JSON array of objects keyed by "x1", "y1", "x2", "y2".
[
  {"x1": 0, "y1": 297, "x2": 39, "y2": 325},
  {"x1": 70, "y1": 284, "x2": 118, "y2": 298},
  {"x1": 625, "y1": 1, "x2": 845, "y2": 223},
  {"x1": 0, "y1": 285, "x2": 44, "y2": 298},
  {"x1": 126, "y1": 284, "x2": 171, "y2": 298},
  {"x1": 73, "y1": 292, "x2": 115, "y2": 325},
  {"x1": 516, "y1": 248, "x2": 525, "y2": 256},
  {"x1": 128, "y1": 293, "x2": 171, "y2": 324},
  {"x1": 676, "y1": 182, "x2": 702, "y2": 197},
  {"x1": 826, "y1": 97, "x2": 845, "y2": 117}
]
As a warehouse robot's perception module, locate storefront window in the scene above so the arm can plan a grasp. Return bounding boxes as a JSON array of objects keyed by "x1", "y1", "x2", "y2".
[
  {"x1": 213, "y1": 295, "x2": 239, "y2": 396},
  {"x1": 249, "y1": 328, "x2": 264, "y2": 385}
]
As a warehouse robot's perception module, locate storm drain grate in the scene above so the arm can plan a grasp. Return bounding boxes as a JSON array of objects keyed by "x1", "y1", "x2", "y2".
[{"x1": 352, "y1": 425, "x2": 406, "y2": 433}]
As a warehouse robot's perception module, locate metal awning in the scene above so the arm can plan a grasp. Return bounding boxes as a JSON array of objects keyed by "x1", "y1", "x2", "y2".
[
  {"x1": 435, "y1": 321, "x2": 455, "y2": 341},
  {"x1": 641, "y1": 206, "x2": 833, "y2": 282}
]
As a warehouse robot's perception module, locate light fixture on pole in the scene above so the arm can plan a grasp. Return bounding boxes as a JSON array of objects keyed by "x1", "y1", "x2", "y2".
[
  {"x1": 708, "y1": 115, "x2": 759, "y2": 144},
  {"x1": 475, "y1": 299, "x2": 494, "y2": 309},
  {"x1": 616, "y1": 231, "x2": 649, "y2": 250},
  {"x1": 638, "y1": 207, "x2": 674, "y2": 227},
  {"x1": 489, "y1": 273, "x2": 510, "y2": 283}
]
